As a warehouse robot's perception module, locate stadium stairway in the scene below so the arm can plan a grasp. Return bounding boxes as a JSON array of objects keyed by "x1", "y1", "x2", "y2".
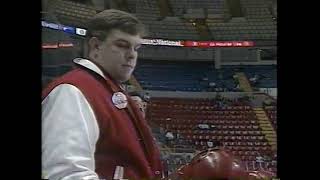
[
  {"x1": 253, "y1": 107, "x2": 277, "y2": 151},
  {"x1": 235, "y1": 72, "x2": 253, "y2": 92}
]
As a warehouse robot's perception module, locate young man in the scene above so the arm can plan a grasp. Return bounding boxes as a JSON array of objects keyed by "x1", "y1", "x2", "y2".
[{"x1": 42, "y1": 9, "x2": 163, "y2": 180}]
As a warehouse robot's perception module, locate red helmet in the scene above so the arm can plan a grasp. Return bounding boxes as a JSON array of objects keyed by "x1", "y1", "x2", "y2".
[{"x1": 169, "y1": 148, "x2": 249, "y2": 180}]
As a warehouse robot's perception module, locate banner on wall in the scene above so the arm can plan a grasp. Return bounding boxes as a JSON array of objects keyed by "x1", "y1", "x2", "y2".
[
  {"x1": 141, "y1": 39, "x2": 254, "y2": 47},
  {"x1": 42, "y1": 42, "x2": 74, "y2": 49},
  {"x1": 42, "y1": 21, "x2": 255, "y2": 47}
]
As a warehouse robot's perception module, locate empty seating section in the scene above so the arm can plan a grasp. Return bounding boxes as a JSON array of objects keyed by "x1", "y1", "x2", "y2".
[
  {"x1": 208, "y1": 19, "x2": 276, "y2": 41},
  {"x1": 134, "y1": 60, "x2": 239, "y2": 92},
  {"x1": 241, "y1": 0, "x2": 273, "y2": 19},
  {"x1": 138, "y1": 46, "x2": 214, "y2": 61},
  {"x1": 147, "y1": 97, "x2": 276, "y2": 173},
  {"x1": 134, "y1": 60, "x2": 276, "y2": 91},
  {"x1": 48, "y1": 0, "x2": 276, "y2": 43},
  {"x1": 42, "y1": 28, "x2": 61, "y2": 44},
  {"x1": 53, "y1": 0, "x2": 97, "y2": 26},
  {"x1": 260, "y1": 47, "x2": 277, "y2": 61},
  {"x1": 153, "y1": 17, "x2": 199, "y2": 40},
  {"x1": 239, "y1": 65, "x2": 277, "y2": 88},
  {"x1": 127, "y1": 0, "x2": 137, "y2": 13},
  {"x1": 221, "y1": 48, "x2": 257, "y2": 62},
  {"x1": 169, "y1": 0, "x2": 228, "y2": 17},
  {"x1": 164, "y1": 17, "x2": 200, "y2": 40},
  {"x1": 42, "y1": 58, "x2": 74, "y2": 87},
  {"x1": 42, "y1": 28, "x2": 78, "y2": 87},
  {"x1": 42, "y1": 64, "x2": 73, "y2": 87},
  {"x1": 207, "y1": 0, "x2": 276, "y2": 41},
  {"x1": 136, "y1": 0, "x2": 162, "y2": 21},
  {"x1": 135, "y1": 0, "x2": 200, "y2": 40},
  {"x1": 135, "y1": 0, "x2": 162, "y2": 38}
]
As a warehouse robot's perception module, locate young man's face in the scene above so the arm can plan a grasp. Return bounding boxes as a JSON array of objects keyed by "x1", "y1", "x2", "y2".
[{"x1": 94, "y1": 29, "x2": 143, "y2": 82}]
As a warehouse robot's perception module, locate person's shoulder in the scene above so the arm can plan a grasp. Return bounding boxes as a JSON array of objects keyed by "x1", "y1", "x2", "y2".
[
  {"x1": 52, "y1": 83, "x2": 81, "y2": 92},
  {"x1": 43, "y1": 84, "x2": 82, "y2": 102}
]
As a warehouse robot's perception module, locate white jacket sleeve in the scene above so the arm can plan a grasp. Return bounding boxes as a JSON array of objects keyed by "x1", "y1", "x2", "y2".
[{"x1": 42, "y1": 84, "x2": 100, "y2": 180}]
